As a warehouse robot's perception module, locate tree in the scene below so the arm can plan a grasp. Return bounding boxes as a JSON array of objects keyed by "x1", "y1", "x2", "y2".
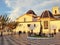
[
  {"x1": 0, "y1": 15, "x2": 9, "y2": 36},
  {"x1": 7, "y1": 21, "x2": 18, "y2": 35},
  {"x1": 39, "y1": 21, "x2": 43, "y2": 36}
]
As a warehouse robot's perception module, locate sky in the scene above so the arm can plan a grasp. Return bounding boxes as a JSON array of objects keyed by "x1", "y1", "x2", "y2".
[{"x1": 0, "y1": 0, "x2": 60, "y2": 21}]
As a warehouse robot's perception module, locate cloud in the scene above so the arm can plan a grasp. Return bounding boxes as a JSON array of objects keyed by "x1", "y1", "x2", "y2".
[
  {"x1": 5, "y1": 0, "x2": 35, "y2": 9},
  {"x1": 5, "y1": 0, "x2": 37, "y2": 21},
  {"x1": 40, "y1": 0, "x2": 59, "y2": 7},
  {"x1": 31, "y1": 0, "x2": 60, "y2": 14},
  {"x1": 5, "y1": 0, "x2": 11, "y2": 8},
  {"x1": 34, "y1": 1, "x2": 52, "y2": 8},
  {"x1": 5, "y1": 0, "x2": 60, "y2": 21},
  {"x1": 8, "y1": 7, "x2": 20, "y2": 21}
]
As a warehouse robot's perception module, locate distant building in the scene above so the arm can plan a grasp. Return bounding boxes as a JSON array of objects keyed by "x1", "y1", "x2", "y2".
[{"x1": 14, "y1": 6, "x2": 60, "y2": 34}]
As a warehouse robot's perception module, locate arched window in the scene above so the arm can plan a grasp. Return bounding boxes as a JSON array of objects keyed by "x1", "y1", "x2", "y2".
[
  {"x1": 34, "y1": 24, "x2": 36, "y2": 27},
  {"x1": 55, "y1": 10, "x2": 57, "y2": 14},
  {"x1": 44, "y1": 21, "x2": 48, "y2": 29},
  {"x1": 24, "y1": 18, "x2": 26, "y2": 22},
  {"x1": 27, "y1": 24, "x2": 30, "y2": 27},
  {"x1": 58, "y1": 29, "x2": 60, "y2": 32}
]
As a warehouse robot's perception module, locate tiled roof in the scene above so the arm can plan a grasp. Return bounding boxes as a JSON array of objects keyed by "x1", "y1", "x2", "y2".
[
  {"x1": 26, "y1": 10, "x2": 36, "y2": 15},
  {"x1": 40, "y1": 10, "x2": 54, "y2": 18}
]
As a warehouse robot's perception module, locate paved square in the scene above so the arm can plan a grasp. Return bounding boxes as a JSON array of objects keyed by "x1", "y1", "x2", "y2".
[{"x1": 0, "y1": 34, "x2": 60, "y2": 45}]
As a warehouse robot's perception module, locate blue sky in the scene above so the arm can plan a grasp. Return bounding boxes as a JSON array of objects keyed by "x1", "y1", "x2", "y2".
[
  {"x1": 0, "y1": 0, "x2": 11, "y2": 15},
  {"x1": 0, "y1": 0, "x2": 60, "y2": 21}
]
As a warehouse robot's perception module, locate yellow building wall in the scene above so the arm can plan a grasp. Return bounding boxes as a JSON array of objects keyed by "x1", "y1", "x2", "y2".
[
  {"x1": 52, "y1": 6, "x2": 60, "y2": 14},
  {"x1": 50, "y1": 20, "x2": 60, "y2": 33},
  {"x1": 16, "y1": 14, "x2": 33, "y2": 22},
  {"x1": 41, "y1": 18, "x2": 50, "y2": 34},
  {"x1": 14, "y1": 22, "x2": 40, "y2": 34},
  {"x1": 41, "y1": 18, "x2": 60, "y2": 34}
]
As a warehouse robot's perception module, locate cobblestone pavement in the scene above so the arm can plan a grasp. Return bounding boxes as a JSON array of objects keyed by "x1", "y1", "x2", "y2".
[{"x1": 0, "y1": 34, "x2": 60, "y2": 45}]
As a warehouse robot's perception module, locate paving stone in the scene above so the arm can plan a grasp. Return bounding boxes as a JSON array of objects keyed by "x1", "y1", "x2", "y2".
[{"x1": 0, "y1": 34, "x2": 60, "y2": 45}]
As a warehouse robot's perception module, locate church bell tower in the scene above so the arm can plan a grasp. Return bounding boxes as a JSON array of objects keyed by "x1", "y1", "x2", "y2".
[{"x1": 52, "y1": 6, "x2": 60, "y2": 14}]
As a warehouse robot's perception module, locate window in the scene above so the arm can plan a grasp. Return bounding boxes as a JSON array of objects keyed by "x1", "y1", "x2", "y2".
[
  {"x1": 24, "y1": 18, "x2": 26, "y2": 22},
  {"x1": 55, "y1": 10, "x2": 57, "y2": 14},
  {"x1": 58, "y1": 29, "x2": 60, "y2": 32},
  {"x1": 27, "y1": 24, "x2": 30, "y2": 27},
  {"x1": 34, "y1": 24, "x2": 36, "y2": 27},
  {"x1": 44, "y1": 21, "x2": 48, "y2": 29},
  {"x1": 33, "y1": 18, "x2": 37, "y2": 21}
]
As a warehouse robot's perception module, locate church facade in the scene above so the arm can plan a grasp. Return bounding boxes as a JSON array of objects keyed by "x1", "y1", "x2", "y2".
[{"x1": 14, "y1": 6, "x2": 60, "y2": 34}]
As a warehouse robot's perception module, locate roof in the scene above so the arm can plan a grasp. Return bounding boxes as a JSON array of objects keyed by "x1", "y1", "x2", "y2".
[
  {"x1": 54, "y1": 14, "x2": 60, "y2": 16},
  {"x1": 40, "y1": 10, "x2": 54, "y2": 18},
  {"x1": 26, "y1": 10, "x2": 36, "y2": 15}
]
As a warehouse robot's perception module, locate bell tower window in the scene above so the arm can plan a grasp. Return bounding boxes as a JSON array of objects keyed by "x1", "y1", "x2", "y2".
[{"x1": 55, "y1": 10, "x2": 57, "y2": 14}]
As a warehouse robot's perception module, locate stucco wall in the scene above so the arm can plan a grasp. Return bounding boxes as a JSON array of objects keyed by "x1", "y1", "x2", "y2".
[
  {"x1": 16, "y1": 14, "x2": 33, "y2": 22},
  {"x1": 14, "y1": 22, "x2": 40, "y2": 34},
  {"x1": 50, "y1": 20, "x2": 60, "y2": 33},
  {"x1": 40, "y1": 18, "x2": 50, "y2": 34}
]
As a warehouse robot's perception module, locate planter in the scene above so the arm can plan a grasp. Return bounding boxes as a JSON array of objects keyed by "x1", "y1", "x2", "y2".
[{"x1": 27, "y1": 37, "x2": 52, "y2": 39}]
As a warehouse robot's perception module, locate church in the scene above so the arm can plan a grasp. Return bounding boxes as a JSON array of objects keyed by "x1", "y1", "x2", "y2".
[{"x1": 14, "y1": 6, "x2": 60, "y2": 34}]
